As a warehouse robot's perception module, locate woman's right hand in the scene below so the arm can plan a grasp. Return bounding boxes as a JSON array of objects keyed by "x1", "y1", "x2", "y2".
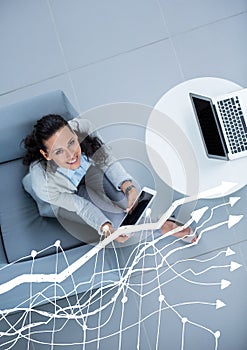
[{"x1": 101, "y1": 222, "x2": 130, "y2": 243}]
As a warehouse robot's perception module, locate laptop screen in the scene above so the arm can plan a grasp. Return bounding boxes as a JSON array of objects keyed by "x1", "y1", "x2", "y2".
[{"x1": 190, "y1": 94, "x2": 228, "y2": 159}]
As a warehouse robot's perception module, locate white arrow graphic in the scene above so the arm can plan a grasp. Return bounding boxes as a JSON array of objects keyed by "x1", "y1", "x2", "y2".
[
  {"x1": 229, "y1": 197, "x2": 241, "y2": 207},
  {"x1": 190, "y1": 207, "x2": 209, "y2": 223},
  {"x1": 221, "y1": 279, "x2": 231, "y2": 290},
  {"x1": 216, "y1": 300, "x2": 226, "y2": 309},
  {"x1": 228, "y1": 215, "x2": 243, "y2": 229},
  {"x1": 194, "y1": 197, "x2": 241, "y2": 236},
  {"x1": 200, "y1": 214, "x2": 243, "y2": 235},
  {"x1": 199, "y1": 181, "x2": 237, "y2": 198},
  {"x1": 226, "y1": 247, "x2": 235, "y2": 256},
  {"x1": 0, "y1": 181, "x2": 239, "y2": 295},
  {"x1": 230, "y1": 261, "x2": 242, "y2": 272}
]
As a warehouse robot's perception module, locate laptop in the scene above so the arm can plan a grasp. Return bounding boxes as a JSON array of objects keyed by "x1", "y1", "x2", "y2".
[{"x1": 189, "y1": 89, "x2": 247, "y2": 160}]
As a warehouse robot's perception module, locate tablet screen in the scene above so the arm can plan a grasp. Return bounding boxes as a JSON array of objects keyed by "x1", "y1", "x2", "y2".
[
  {"x1": 119, "y1": 188, "x2": 155, "y2": 226},
  {"x1": 190, "y1": 94, "x2": 227, "y2": 159}
]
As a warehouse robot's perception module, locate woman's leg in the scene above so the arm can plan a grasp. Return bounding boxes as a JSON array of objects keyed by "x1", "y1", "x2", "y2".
[{"x1": 77, "y1": 173, "x2": 126, "y2": 227}]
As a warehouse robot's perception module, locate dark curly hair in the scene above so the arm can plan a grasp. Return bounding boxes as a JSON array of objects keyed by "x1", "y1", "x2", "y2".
[{"x1": 22, "y1": 114, "x2": 108, "y2": 166}]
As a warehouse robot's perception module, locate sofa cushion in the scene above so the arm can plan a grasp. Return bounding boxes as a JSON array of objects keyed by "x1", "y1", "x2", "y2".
[
  {"x1": 22, "y1": 172, "x2": 56, "y2": 217},
  {"x1": 0, "y1": 159, "x2": 87, "y2": 263},
  {"x1": 0, "y1": 90, "x2": 77, "y2": 164}
]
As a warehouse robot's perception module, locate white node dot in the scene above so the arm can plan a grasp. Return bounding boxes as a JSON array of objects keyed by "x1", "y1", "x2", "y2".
[
  {"x1": 214, "y1": 331, "x2": 221, "y2": 339},
  {"x1": 182, "y1": 317, "x2": 188, "y2": 324},
  {"x1": 158, "y1": 295, "x2": 165, "y2": 302},
  {"x1": 145, "y1": 208, "x2": 152, "y2": 217},
  {"x1": 31, "y1": 250, "x2": 37, "y2": 258},
  {"x1": 54, "y1": 240, "x2": 61, "y2": 247},
  {"x1": 121, "y1": 296, "x2": 128, "y2": 304},
  {"x1": 82, "y1": 324, "x2": 87, "y2": 331},
  {"x1": 102, "y1": 224, "x2": 109, "y2": 233}
]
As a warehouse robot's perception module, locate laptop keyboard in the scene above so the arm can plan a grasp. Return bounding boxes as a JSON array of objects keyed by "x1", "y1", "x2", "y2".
[{"x1": 217, "y1": 96, "x2": 247, "y2": 154}]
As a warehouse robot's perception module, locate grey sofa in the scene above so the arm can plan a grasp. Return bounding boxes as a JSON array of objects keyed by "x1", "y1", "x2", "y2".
[{"x1": 0, "y1": 90, "x2": 123, "y2": 311}]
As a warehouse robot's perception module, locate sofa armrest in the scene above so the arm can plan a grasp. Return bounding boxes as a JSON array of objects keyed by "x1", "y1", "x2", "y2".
[{"x1": 0, "y1": 229, "x2": 7, "y2": 265}]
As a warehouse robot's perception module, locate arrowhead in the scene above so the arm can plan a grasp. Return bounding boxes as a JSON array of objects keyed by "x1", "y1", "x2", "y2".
[
  {"x1": 230, "y1": 261, "x2": 242, "y2": 272},
  {"x1": 226, "y1": 247, "x2": 235, "y2": 256},
  {"x1": 229, "y1": 197, "x2": 241, "y2": 207},
  {"x1": 191, "y1": 206, "x2": 209, "y2": 223},
  {"x1": 216, "y1": 299, "x2": 226, "y2": 309},
  {"x1": 220, "y1": 181, "x2": 238, "y2": 195},
  {"x1": 221, "y1": 279, "x2": 231, "y2": 290},
  {"x1": 228, "y1": 215, "x2": 243, "y2": 229},
  {"x1": 200, "y1": 182, "x2": 237, "y2": 198}
]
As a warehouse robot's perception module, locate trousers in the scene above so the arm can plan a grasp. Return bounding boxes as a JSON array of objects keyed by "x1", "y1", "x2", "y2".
[{"x1": 59, "y1": 165, "x2": 140, "y2": 229}]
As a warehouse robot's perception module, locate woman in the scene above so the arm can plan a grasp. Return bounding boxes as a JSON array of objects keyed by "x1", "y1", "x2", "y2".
[{"x1": 22, "y1": 114, "x2": 195, "y2": 243}]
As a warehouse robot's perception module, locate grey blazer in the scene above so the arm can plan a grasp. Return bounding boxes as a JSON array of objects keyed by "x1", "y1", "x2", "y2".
[{"x1": 23, "y1": 117, "x2": 133, "y2": 233}]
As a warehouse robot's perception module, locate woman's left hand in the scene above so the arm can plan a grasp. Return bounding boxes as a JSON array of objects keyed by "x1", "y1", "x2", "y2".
[
  {"x1": 101, "y1": 222, "x2": 130, "y2": 243},
  {"x1": 126, "y1": 186, "x2": 139, "y2": 212},
  {"x1": 120, "y1": 181, "x2": 139, "y2": 212}
]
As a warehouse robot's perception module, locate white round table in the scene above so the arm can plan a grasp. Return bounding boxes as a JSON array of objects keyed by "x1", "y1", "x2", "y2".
[{"x1": 145, "y1": 77, "x2": 247, "y2": 198}]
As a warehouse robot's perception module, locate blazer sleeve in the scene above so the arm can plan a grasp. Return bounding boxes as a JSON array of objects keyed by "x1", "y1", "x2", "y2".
[
  {"x1": 42, "y1": 190, "x2": 110, "y2": 234},
  {"x1": 29, "y1": 162, "x2": 112, "y2": 233}
]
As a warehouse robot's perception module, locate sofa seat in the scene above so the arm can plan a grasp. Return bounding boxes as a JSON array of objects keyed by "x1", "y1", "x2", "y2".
[{"x1": 0, "y1": 158, "x2": 85, "y2": 263}]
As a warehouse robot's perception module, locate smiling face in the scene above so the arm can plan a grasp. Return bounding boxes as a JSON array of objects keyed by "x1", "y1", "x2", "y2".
[{"x1": 40, "y1": 125, "x2": 81, "y2": 170}]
